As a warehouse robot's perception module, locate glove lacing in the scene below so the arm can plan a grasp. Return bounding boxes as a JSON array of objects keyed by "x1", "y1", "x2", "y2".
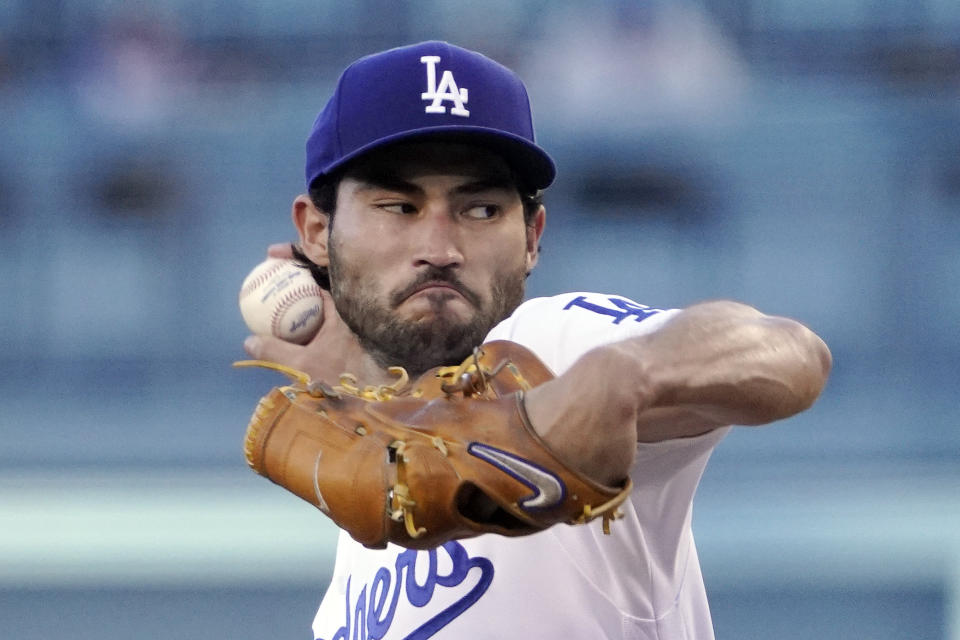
[{"x1": 233, "y1": 360, "x2": 411, "y2": 400}]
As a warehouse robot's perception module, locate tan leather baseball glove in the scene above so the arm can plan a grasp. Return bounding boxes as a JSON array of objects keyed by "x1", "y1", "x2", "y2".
[{"x1": 235, "y1": 341, "x2": 632, "y2": 550}]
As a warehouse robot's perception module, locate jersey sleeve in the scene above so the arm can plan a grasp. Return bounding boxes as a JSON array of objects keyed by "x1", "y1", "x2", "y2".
[{"x1": 484, "y1": 291, "x2": 680, "y2": 375}]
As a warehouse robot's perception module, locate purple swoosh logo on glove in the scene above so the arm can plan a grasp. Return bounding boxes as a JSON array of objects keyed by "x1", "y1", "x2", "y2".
[{"x1": 467, "y1": 443, "x2": 565, "y2": 510}]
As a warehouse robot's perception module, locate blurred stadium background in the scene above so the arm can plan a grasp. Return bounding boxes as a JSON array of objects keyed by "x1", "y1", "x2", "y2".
[{"x1": 1, "y1": 1, "x2": 958, "y2": 638}]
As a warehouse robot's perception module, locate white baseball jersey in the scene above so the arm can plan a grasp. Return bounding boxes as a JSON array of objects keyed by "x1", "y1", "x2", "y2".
[{"x1": 312, "y1": 292, "x2": 731, "y2": 640}]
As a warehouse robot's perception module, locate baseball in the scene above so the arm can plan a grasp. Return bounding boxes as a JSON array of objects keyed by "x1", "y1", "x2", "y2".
[{"x1": 239, "y1": 258, "x2": 323, "y2": 344}]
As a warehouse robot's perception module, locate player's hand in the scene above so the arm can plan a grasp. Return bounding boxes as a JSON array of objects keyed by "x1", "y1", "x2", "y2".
[
  {"x1": 264, "y1": 243, "x2": 296, "y2": 260},
  {"x1": 242, "y1": 243, "x2": 369, "y2": 384}
]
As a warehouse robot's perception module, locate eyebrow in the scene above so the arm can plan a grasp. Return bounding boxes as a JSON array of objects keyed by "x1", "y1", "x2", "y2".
[
  {"x1": 453, "y1": 177, "x2": 516, "y2": 195},
  {"x1": 354, "y1": 174, "x2": 422, "y2": 195},
  {"x1": 353, "y1": 172, "x2": 516, "y2": 197}
]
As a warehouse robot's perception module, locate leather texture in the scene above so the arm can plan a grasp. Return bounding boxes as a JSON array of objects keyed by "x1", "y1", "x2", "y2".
[{"x1": 242, "y1": 341, "x2": 631, "y2": 549}]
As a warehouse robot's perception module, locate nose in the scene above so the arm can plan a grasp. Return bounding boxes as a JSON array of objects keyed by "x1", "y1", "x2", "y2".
[{"x1": 412, "y1": 207, "x2": 464, "y2": 269}]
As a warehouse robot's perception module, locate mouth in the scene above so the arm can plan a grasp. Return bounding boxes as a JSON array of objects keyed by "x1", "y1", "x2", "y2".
[
  {"x1": 393, "y1": 273, "x2": 479, "y2": 308},
  {"x1": 408, "y1": 282, "x2": 464, "y2": 298}
]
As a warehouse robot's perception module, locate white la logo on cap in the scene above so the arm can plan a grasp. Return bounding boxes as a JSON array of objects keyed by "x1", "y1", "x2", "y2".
[{"x1": 420, "y1": 56, "x2": 469, "y2": 117}]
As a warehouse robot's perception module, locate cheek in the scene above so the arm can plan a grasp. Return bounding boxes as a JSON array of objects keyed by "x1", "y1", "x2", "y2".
[
  {"x1": 328, "y1": 231, "x2": 367, "y2": 289},
  {"x1": 330, "y1": 234, "x2": 406, "y2": 310},
  {"x1": 331, "y1": 218, "x2": 396, "y2": 270},
  {"x1": 341, "y1": 218, "x2": 409, "y2": 266},
  {"x1": 486, "y1": 228, "x2": 529, "y2": 269},
  {"x1": 472, "y1": 231, "x2": 529, "y2": 292}
]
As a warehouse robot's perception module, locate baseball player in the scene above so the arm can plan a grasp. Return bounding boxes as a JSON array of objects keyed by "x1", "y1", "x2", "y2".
[{"x1": 241, "y1": 41, "x2": 831, "y2": 639}]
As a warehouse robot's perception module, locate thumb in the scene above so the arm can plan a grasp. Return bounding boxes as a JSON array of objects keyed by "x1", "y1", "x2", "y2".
[{"x1": 243, "y1": 334, "x2": 305, "y2": 364}]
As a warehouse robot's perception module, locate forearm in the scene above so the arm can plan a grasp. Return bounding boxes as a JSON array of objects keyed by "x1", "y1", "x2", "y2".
[
  {"x1": 523, "y1": 300, "x2": 831, "y2": 485},
  {"x1": 636, "y1": 300, "x2": 832, "y2": 426}
]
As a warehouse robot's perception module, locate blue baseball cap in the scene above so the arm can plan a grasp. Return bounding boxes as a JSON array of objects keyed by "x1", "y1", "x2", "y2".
[{"x1": 305, "y1": 41, "x2": 556, "y2": 191}]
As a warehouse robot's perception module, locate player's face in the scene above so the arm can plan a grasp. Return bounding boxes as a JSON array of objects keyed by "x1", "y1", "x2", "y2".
[{"x1": 325, "y1": 142, "x2": 544, "y2": 374}]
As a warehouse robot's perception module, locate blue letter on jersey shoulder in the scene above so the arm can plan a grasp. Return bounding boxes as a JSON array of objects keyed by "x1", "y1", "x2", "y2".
[{"x1": 564, "y1": 295, "x2": 662, "y2": 324}]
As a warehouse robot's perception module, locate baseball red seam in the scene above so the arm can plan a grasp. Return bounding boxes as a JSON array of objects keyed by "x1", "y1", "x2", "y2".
[
  {"x1": 270, "y1": 285, "x2": 323, "y2": 336},
  {"x1": 239, "y1": 261, "x2": 290, "y2": 301}
]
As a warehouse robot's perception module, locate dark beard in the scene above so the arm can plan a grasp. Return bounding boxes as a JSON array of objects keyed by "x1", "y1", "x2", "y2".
[{"x1": 328, "y1": 250, "x2": 525, "y2": 376}]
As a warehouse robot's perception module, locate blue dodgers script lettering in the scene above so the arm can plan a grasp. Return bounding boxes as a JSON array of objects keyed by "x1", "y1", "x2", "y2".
[
  {"x1": 564, "y1": 295, "x2": 662, "y2": 324},
  {"x1": 322, "y1": 541, "x2": 494, "y2": 640}
]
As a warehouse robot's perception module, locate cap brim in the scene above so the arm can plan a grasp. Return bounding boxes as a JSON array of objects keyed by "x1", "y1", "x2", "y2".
[{"x1": 314, "y1": 126, "x2": 556, "y2": 191}]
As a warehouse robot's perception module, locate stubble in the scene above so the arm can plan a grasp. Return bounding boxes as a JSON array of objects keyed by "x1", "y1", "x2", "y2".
[{"x1": 327, "y1": 244, "x2": 525, "y2": 376}]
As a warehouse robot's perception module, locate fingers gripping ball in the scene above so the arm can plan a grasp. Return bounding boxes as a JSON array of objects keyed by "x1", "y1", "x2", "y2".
[
  {"x1": 235, "y1": 341, "x2": 633, "y2": 550},
  {"x1": 239, "y1": 258, "x2": 323, "y2": 344}
]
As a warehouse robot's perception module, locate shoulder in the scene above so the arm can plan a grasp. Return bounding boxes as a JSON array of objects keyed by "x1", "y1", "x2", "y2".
[{"x1": 485, "y1": 292, "x2": 680, "y2": 375}]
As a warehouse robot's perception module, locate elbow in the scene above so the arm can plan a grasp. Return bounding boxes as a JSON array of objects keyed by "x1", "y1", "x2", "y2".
[
  {"x1": 741, "y1": 318, "x2": 832, "y2": 425},
  {"x1": 781, "y1": 322, "x2": 832, "y2": 417},
  {"x1": 811, "y1": 331, "x2": 833, "y2": 392}
]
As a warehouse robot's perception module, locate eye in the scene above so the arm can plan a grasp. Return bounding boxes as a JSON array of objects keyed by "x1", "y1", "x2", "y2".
[
  {"x1": 462, "y1": 204, "x2": 500, "y2": 220},
  {"x1": 378, "y1": 202, "x2": 418, "y2": 215}
]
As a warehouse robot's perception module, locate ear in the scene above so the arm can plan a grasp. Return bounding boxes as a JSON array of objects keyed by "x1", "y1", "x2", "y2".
[
  {"x1": 292, "y1": 194, "x2": 330, "y2": 267},
  {"x1": 525, "y1": 205, "x2": 546, "y2": 272}
]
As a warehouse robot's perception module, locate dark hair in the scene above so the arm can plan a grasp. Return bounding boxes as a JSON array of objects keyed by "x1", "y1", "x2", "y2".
[{"x1": 293, "y1": 169, "x2": 545, "y2": 291}]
